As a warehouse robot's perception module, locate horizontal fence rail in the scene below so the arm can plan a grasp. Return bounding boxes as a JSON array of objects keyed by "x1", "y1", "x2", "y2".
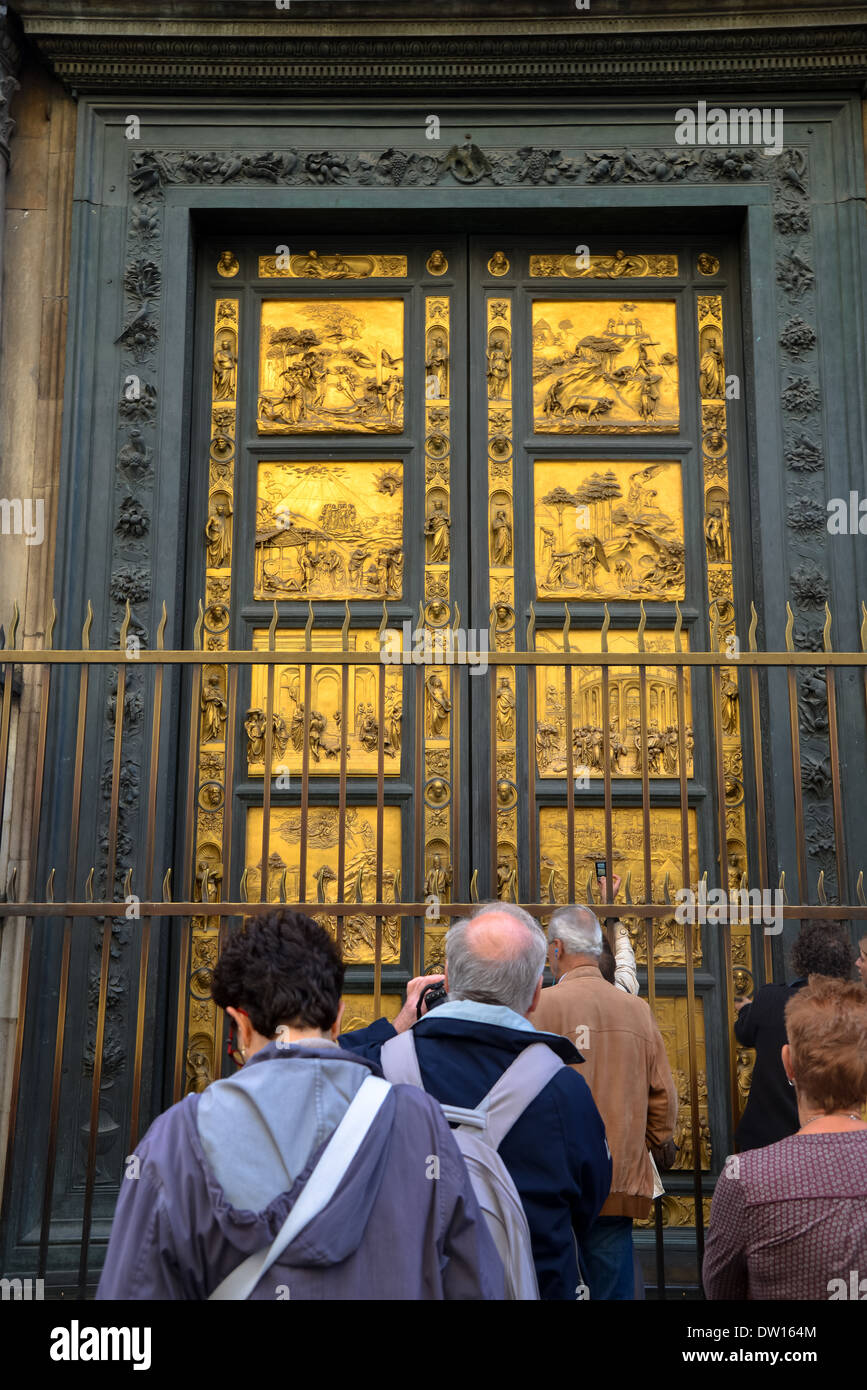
[{"x1": 2, "y1": 595, "x2": 867, "y2": 1297}]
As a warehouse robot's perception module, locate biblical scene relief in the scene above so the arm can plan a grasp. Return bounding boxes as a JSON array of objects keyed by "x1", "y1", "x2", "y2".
[
  {"x1": 258, "y1": 252, "x2": 407, "y2": 279},
  {"x1": 247, "y1": 629, "x2": 402, "y2": 776},
  {"x1": 539, "y1": 807, "x2": 700, "y2": 966},
  {"x1": 534, "y1": 630, "x2": 693, "y2": 779},
  {"x1": 245, "y1": 806, "x2": 402, "y2": 964},
  {"x1": 254, "y1": 461, "x2": 403, "y2": 600},
  {"x1": 258, "y1": 298, "x2": 404, "y2": 433},
  {"x1": 533, "y1": 300, "x2": 679, "y2": 432},
  {"x1": 534, "y1": 459, "x2": 685, "y2": 600}
]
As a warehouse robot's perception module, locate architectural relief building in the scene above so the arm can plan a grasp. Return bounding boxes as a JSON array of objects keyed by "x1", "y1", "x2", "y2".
[{"x1": 1, "y1": 0, "x2": 867, "y2": 1295}]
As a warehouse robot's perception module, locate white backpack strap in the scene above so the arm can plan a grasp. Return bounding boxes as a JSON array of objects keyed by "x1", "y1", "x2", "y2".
[
  {"x1": 379, "y1": 1028, "x2": 424, "y2": 1088},
  {"x1": 208, "y1": 1074, "x2": 391, "y2": 1300},
  {"x1": 481, "y1": 1044, "x2": 564, "y2": 1150}
]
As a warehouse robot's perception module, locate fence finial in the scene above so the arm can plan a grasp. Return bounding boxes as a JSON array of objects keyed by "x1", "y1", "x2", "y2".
[
  {"x1": 562, "y1": 603, "x2": 571, "y2": 653},
  {"x1": 857, "y1": 870, "x2": 865, "y2": 907},
  {"x1": 470, "y1": 868, "x2": 479, "y2": 903},
  {"x1": 377, "y1": 600, "x2": 389, "y2": 640},
  {"x1": 816, "y1": 870, "x2": 827, "y2": 905},
  {"x1": 156, "y1": 601, "x2": 168, "y2": 651},
  {"x1": 342, "y1": 601, "x2": 351, "y2": 652},
  {"x1": 123, "y1": 867, "x2": 133, "y2": 899},
  {"x1": 4, "y1": 865, "x2": 17, "y2": 903},
  {"x1": 526, "y1": 602, "x2": 536, "y2": 649},
  {"x1": 784, "y1": 602, "x2": 795, "y2": 653},
  {"x1": 239, "y1": 867, "x2": 249, "y2": 904},
  {"x1": 45, "y1": 868, "x2": 55, "y2": 903},
  {"x1": 393, "y1": 868, "x2": 401, "y2": 903},
  {"x1": 601, "y1": 602, "x2": 610, "y2": 653},
  {"x1": 778, "y1": 869, "x2": 788, "y2": 904},
  {"x1": 748, "y1": 601, "x2": 758, "y2": 653},
  {"x1": 822, "y1": 602, "x2": 833, "y2": 654},
  {"x1": 192, "y1": 600, "x2": 204, "y2": 651},
  {"x1": 119, "y1": 600, "x2": 132, "y2": 650},
  {"x1": 662, "y1": 870, "x2": 672, "y2": 904},
  {"x1": 624, "y1": 870, "x2": 633, "y2": 905},
  {"x1": 46, "y1": 598, "x2": 57, "y2": 651},
  {"x1": 637, "y1": 599, "x2": 647, "y2": 653},
  {"x1": 85, "y1": 868, "x2": 94, "y2": 903},
  {"x1": 304, "y1": 600, "x2": 314, "y2": 651},
  {"x1": 8, "y1": 600, "x2": 20, "y2": 651},
  {"x1": 162, "y1": 868, "x2": 172, "y2": 903},
  {"x1": 269, "y1": 600, "x2": 279, "y2": 650},
  {"x1": 546, "y1": 867, "x2": 556, "y2": 904},
  {"x1": 673, "y1": 600, "x2": 683, "y2": 653},
  {"x1": 82, "y1": 600, "x2": 94, "y2": 651},
  {"x1": 861, "y1": 602, "x2": 867, "y2": 653}
]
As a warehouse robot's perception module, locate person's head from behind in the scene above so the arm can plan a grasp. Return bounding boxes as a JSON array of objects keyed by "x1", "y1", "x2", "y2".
[
  {"x1": 545, "y1": 905, "x2": 603, "y2": 981},
  {"x1": 857, "y1": 933, "x2": 867, "y2": 988},
  {"x1": 782, "y1": 977, "x2": 867, "y2": 1117},
  {"x1": 211, "y1": 909, "x2": 345, "y2": 1064},
  {"x1": 445, "y1": 903, "x2": 547, "y2": 1017},
  {"x1": 790, "y1": 921, "x2": 854, "y2": 982}
]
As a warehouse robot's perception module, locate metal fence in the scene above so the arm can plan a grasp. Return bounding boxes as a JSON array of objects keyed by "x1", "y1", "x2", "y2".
[{"x1": 1, "y1": 596, "x2": 866, "y2": 1297}]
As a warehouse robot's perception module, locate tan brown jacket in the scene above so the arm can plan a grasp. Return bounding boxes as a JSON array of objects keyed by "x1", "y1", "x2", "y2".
[{"x1": 532, "y1": 964, "x2": 677, "y2": 1218}]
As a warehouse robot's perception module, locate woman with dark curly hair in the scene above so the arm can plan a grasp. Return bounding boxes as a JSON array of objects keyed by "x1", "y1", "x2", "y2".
[
  {"x1": 733, "y1": 920, "x2": 855, "y2": 1151},
  {"x1": 97, "y1": 910, "x2": 503, "y2": 1301}
]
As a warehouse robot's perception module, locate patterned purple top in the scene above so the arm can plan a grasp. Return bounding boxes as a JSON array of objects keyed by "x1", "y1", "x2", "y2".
[{"x1": 703, "y1": 1132, "x2": 867, "y2": 1300}]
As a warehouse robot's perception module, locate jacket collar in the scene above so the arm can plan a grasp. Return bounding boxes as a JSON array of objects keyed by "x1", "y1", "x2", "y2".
[
  {"x1": 558, "y1": 964, "x2": 604, "y2": 984},
  {"x1": 243, "y1": 1039, "x2": 380, "y2": 1072},
  {"x1": 415, "y1": 1012, "x2": 582, "y2": 1064},
  {"x1": 427, "y1": 998, "x2": 536, "y2": 1032}
]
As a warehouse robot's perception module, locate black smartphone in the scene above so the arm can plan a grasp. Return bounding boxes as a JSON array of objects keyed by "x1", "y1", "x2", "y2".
[{"x1": 594, "y1": 859, "x2": 607, "y2": 879}]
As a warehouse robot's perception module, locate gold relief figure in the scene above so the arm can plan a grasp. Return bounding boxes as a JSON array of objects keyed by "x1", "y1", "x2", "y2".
[
  {"x1": 186, "y1": 1041, "x2": 214, "y2": 1094},
  {"x1": 201, "y1": 674, "x2": 227, "y2": 743},
  {"x1": 530, "y1": 252, "x2": 679, "y2": 279},
  {"x1": 495, "y1": 677, "x2": 516, "y2": 741},
  {"x1": 426, "y1": 250, "x2": 448, "y2": 276},
  {"x1": 205, "y1": 496, "x2": 232, "y2": 568},
  {"x1": 699, "y1": 332, "x2": 725, "y2": 398},
  {"x1": 490, "y1": 506, "x2": 513, "y2": 566},
  {"x1": 736, "y1": 1047, "x2": 755, "y2": 1113},
  {"x1": 533, "y1": 299, "x2": 678, "y2": 433},
  {"x1": 424, "y1": 854, "x2": 452, "y2": 904},
  {"x1": 194, "y1": 855, "x2": 223, "y2": 904},
  {"x1": 258, "y1": 299, "x2": 404, "y2": 434},
  {"x1": 488, "y1": 251, "x2": 510, "y2": 277},
  {"x1": 487, "y1": 335, "x2": 511, "y2": 400},
  {"x1": 424, "y1": 499, "x2": 451, "y2": 562},
  {"x1": 244, "y1": 708, "x2": 266, "y2": 763},
  {"x1": 534, "y1": 460, "x2": 685, "y2": 601},
  {"x1": 425, "y1": 672, "x2": 451, "y2": 737},
  {"x1": 255, "y1": 461, "x2": 403, "y2": 601},
  {"x1": 697, "y1": 253, "x2": 721, "y2": 277},
  {"x1": 213, "y1": 334, "x2": 237, "y2": 400},
  {"x1": 425, "y1": 328, "x2": 449, "y2": 399},
  {"x1": 720, "y1": 672, "x2": 739, "y2": 734},
  {"x1": 497, "y1": 857, "x2": 518, "y2": 901},
  {"x1": 217, "y1": 251, "x2": 240, "y2": 278}
]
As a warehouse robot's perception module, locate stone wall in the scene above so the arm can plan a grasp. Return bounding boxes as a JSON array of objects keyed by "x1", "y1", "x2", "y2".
[{"x1": 0, "y1": 63, "x2": 76, "y2": 1186}]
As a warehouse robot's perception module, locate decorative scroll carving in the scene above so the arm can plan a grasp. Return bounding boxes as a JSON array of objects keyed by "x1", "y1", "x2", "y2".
[
  {"x1": 531, "y1": 251, "x2": 678, "y2": 279},
  {"x1": 259, "y1": 251, "x2": 407, "y2": 279}
]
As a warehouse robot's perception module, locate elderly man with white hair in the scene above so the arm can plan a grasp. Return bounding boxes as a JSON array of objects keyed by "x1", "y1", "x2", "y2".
[
  {"x1": 533, "y1": 904, "x2": 677, "y2": 1300},
  {"x1": 339, "y1": 902, "x2": 612, "y2": 1300}
]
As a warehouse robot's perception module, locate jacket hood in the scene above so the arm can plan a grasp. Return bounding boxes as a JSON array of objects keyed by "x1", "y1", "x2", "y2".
[
  {"x1": 413, "y1": 1013, "x2": 583, "y2": 1065},
  {"x1": 191, "y1": 1042, "x2": 397, "y2": 1268}
]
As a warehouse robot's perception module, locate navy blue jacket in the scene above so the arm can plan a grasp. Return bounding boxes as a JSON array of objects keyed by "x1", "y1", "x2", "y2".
[{"x1": 340, "y1": 1015, "x2": 612, "y2": 1300}]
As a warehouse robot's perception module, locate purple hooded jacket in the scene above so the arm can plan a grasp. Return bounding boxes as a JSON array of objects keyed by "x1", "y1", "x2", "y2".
[{"x1": 97, "y1": 1042, "x2": 504, "y2": 1300}]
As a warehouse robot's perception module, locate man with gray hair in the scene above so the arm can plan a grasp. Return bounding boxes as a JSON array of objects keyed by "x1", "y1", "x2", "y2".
[
  {"x1": 533, "y1": 905, "x2": 677, "y2": 1300},
  {"x1": 340, "y1": 902, "x2": 612, "y2": 1299}
]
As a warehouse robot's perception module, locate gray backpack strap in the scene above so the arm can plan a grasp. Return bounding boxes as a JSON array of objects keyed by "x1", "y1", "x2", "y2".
[
  {"x1": 481, "y1": 1044, "x2": 564, "y2": 1150},
  {"x1": 379, "y1": 1028, "x2": 424, "y2": 1088},
  {"x1": 208, "y1": 1074, "x2": 391, "y2": 1300}
]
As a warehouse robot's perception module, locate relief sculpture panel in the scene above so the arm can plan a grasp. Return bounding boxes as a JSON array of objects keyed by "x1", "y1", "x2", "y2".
[
  {"x1": 247, "y1": 629, "x2": 402, "y2": 776},
  {"x1": 245, "y1": 806, "x2": 402, "y2": 964},
  {"x1": 255, "y1": 461, "x2": 403, "y2": 600},
  {"x1": 533, "y1": 299, "x2": 679, "y2": 432},
  {"x1": 539, "y1": 807, "x2": 700, "y2": 966},
  {"x1": 258, "y1": 298, "x2": 404, "y2": 433},
  {"x1": 534, "y1": 629, "x2": 694, "y2": 779},
  {"x1": 534, "y1": 459, "x2": 685, "y2": 600}
]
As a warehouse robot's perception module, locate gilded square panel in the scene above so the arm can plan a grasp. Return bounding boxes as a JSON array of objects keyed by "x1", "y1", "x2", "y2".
[
  {"x1": 248, "y1": 628, "x2": 402, "y2": 776},
  {"x1": 533, "y1": 459, "x2": 685, "y2": 600},
  {"x1": 255, "y1": 460, "x2": 403, "y2": 600},
  {"x1": 258, "y1": 298, "x2": 404, "y2": 433},
  {"x1": 539, "y1": 805, "x2": 699, "y2": 908},
  {"x1": 245, "y1": 805, "x2": 402, "y2": 964},
  {"x1": 532, "y1": 299, "x2": 679, "y2": 432},
  {"x1": 535, "y1": 629, "x2": 693, "y2": 779}
]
